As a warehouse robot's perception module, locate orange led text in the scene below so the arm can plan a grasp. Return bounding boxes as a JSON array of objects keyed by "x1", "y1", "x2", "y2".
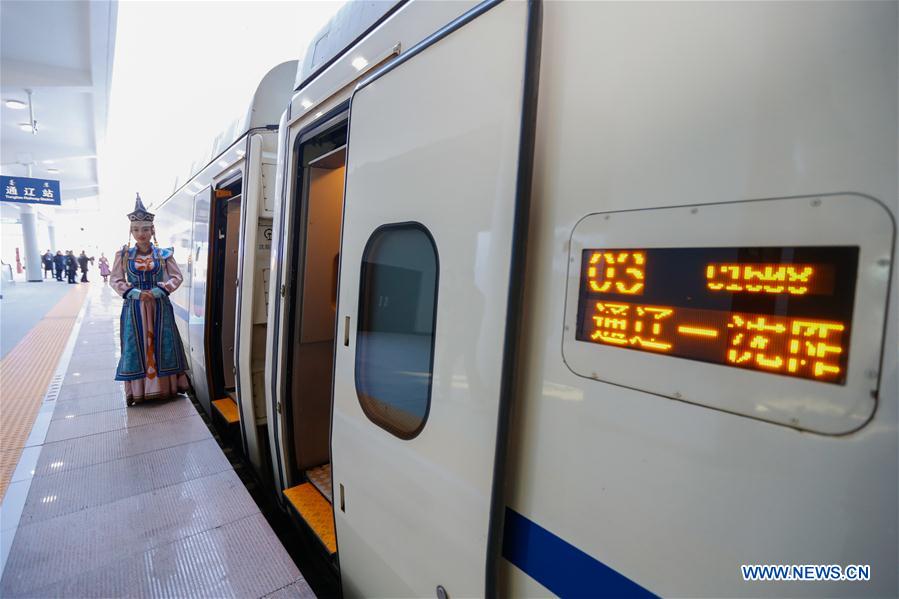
[
  {"x1": 706, "y1": 263, "x2": 823, "y2": 295},
  {"x1": 586, "y1": 251, "x2": 645, "y2": 295},
  {"x1": 726, "y1": 315, "x2": 845, "y2": 379},
  {"x1": 591, "y1": 302, "x2": 673, "y2": 351},
  {"x1": 582, "y1": 300, "x2": 847, "y2": 382}
]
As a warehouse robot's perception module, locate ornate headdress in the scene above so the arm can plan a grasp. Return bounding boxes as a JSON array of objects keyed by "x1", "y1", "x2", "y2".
[{"x1": 127, "y1": 193, "x2": 154, "y2": 222}]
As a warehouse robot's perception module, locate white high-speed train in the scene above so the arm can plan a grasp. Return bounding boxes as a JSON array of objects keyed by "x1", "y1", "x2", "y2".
[{"x1": 153, "y1": 1, "x2": 898, "y2": 597}]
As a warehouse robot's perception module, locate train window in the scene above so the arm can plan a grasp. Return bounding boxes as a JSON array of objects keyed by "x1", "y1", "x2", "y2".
[{"x1": 355, "y1": 223, "x2": 439, "y2": 439}]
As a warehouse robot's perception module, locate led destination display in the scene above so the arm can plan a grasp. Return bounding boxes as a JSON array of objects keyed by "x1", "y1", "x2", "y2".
[{"x1": 575, "y1": 247, "x2": 859, "y2": 384}]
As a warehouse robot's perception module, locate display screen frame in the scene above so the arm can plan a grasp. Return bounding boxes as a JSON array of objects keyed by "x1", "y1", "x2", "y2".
[{"x1": 561, "y1": 195, "x2": 894, "y2": 435}]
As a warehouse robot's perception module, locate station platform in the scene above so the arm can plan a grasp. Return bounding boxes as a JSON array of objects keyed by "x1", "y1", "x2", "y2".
[{"x1": 0, "y1": 283, "x2": 313, "y2": 598}]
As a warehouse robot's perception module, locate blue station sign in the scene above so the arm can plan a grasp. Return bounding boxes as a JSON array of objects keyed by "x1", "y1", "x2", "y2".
[{"x1": 2, "y1": 175, "x2": 61, "y2": 206}]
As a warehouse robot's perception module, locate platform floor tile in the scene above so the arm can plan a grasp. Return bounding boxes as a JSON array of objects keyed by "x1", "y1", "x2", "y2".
[
  {"x1": 32, "y1": 414, "x2": 210, "y2": 477},
  {"x1": 62, "y1": 368, "x2": 119, "y2": 385},
  {"x1": 43, "y1": 396, "x2": 198, "y2": 443},
  {"x1": 69, "y1": 342, "x2": 119, "y2": 355},
  {"x1": 0, "y1": 470, "x2": 260, "y2": 595},
  {"x1": 12, "y1": 513, "x2": 301, "y2": 599},
  {"x1": 50, "y1": 391, "x2": 129, "y2": 419},
  {"x1": 1, "y1": 284, "x2": 308, "y2": 597},
  {"x1": 55, "y1": 380, "x2": 125, "y2": 401},
  {"x1": 19, "y1": 438, "x2": 231, "y2": 525}
]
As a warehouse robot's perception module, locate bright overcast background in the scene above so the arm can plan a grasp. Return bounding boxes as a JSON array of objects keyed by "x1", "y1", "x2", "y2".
[{"x1": 96, "y1": 0, "x2": 343, "y2": 252}]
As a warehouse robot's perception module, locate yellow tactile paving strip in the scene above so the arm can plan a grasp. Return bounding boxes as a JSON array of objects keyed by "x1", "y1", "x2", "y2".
[
  {"x1": 212, "y1": 398, "x2": 240, "y2": 424},
  {"x1": 284, "y1": 482, "x2": 337, "y2": 554},
  {"x1": 0, "y1": 284, "x2": 89, "y2": 501}
]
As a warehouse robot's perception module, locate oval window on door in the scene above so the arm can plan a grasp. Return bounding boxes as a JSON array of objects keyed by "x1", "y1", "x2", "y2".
[{"x1": 355, "y1": 223, "x2": 439, "y2": 439}]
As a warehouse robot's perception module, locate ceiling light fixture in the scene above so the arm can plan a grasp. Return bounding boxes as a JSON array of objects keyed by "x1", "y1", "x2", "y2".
[
  {"x1": 300, "y1": 99, "x2": 313, "y2": 109},
  {"x1": 5, "y1": 99, "x2": 27, "y2": 110},
  {"x1": 46, "y1": 168, "x2": 60, "y2": 173},
  {"x1": 351, "y1": 56, "x2": 369, "y2": 71}
]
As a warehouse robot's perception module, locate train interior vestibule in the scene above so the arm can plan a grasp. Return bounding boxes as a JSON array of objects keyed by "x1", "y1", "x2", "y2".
[
  {"x1": 209, "y1": 178, "x2": 243, "y2": 426},
  {"x1": 282, "y1": 120, "x2": 349, "y2": 558}
]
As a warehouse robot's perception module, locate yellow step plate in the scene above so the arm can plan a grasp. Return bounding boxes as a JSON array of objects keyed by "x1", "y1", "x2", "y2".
[
  {"x1": 284, "y1": 483, "x2": 336, "y2": 554},
  {"x1": 212, "y1": 398, "x2": 240, "y2": 424}
]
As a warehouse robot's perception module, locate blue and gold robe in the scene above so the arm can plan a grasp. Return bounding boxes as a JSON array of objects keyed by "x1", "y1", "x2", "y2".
[{"x1": 111, "y1": 245, "x2": 189, "y2": 402}]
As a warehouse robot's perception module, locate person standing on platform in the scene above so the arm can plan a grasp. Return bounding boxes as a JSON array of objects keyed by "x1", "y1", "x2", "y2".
[
  {"x1": 42, "y1": 250, "x2": 54, "y2": 279},
  {"x1": 111, "y1": 194, "x2": 189, "y2": 406},
  {"x1": 65, "y1": 251, "x2": 78, "y2": 284},
  {"x1": 98, "y1": 253, "x2": 110, "y2": 283},
  {"x1": 53, "y1": 250, "x2": 65, "y2": 281},
  {"x1": 77, "y1": 250, "x2": 93, "y2": 282}
]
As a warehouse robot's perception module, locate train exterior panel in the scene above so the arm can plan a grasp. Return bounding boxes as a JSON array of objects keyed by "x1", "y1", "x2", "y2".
[
  {"x1": 296, "y1": 1, "x2": 893, "y2": 596},
  {"x1": 329, "y1": 2, "x2": 532, "y2": 596},
  {"x1": 505, "y1": 1, "x2": 897, "y2": 597},
  {"x1": 156, "y1": 1, "x2": 897, "y2": 596},
  {"x1": 266, "y1": 0, "x2": 480, "y2": 500},
  {"x1": 155, "y1": 60, "x2": 296, "y2": 473}
]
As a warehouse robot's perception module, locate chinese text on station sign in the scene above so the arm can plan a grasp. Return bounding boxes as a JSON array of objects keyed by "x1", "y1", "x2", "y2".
[{"x1": 1, "y1": 175, "x2": 61, "y2": 206}]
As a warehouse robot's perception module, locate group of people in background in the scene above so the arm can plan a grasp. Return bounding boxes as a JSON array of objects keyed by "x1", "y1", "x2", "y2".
[{"x1": 41, "y1": 250, "x2": 110, "y2": 284}]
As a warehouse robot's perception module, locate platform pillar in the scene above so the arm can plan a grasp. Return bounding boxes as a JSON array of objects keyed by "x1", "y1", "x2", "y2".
[
  {"x1": 20, "y1": 205, "x2": 42, "y2": 282},
  {"x1": 48, "y1": 221, "x2": 57, "y2": 250}
]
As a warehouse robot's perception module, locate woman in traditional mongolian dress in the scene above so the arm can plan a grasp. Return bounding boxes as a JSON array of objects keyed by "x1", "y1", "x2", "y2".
[{"x1": 111, "y1": 194, "x2": 190, "y2": 405}]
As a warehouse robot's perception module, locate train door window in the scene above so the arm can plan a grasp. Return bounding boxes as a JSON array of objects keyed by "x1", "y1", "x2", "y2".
[{"x1": 355, "y1": 223, "x2": 438, "y2": 439}]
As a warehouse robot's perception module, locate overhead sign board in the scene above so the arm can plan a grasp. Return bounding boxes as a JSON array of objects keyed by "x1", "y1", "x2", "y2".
[{"x1": 1, "y1": 175, "x2": 61, "y2": 206}]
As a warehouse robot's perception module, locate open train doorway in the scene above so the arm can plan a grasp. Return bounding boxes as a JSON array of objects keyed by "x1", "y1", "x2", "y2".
[
  {"x1": 207, "y1": 176, "x2": 243, "y2": 428},
  {"x1": 280, "y1": 113, "x2": 348, "y2": 562}
]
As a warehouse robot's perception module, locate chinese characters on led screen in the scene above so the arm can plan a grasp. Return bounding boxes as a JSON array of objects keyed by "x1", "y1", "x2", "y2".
[{"x1": 575, "y1": 247, "x2": 859, "y2": 384}]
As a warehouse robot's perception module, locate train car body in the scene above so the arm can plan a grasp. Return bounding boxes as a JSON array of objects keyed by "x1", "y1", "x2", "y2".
[
  {"x1": 267, "y1": 1, "x2": 897, "y2": 596},
  {"x1": 160, "y1": 0, "x2": 897, "y2": 596},
  {"x1": 154, "y1": 60, "x2": 296, "y2": 475}
]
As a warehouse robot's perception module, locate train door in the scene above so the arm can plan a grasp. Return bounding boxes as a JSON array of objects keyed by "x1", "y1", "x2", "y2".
[
  {"x1": 235, "y1": 133, "x2": 276, "y2": 475},
  {"x1": 188, "y1": 186, "x2": 213, "y2": 413},
  {"x1": 207, "y1": 177, "x2": 243, "y2": 429},
  {"x1": 277, "y1": 114, "x2": 348, "y2": 563},
  {"x1": 330, "y1": 1, "x2": 535, "y2": 595}
]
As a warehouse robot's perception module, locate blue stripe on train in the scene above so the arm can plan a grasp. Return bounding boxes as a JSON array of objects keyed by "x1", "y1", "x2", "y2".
[{"x1": 502, "y1": 508, "x2": 658, "y2": 598}]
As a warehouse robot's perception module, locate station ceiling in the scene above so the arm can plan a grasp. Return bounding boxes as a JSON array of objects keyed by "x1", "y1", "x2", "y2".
[{"x1": 0, "y1": 0, "x2": 117, "y2": 216}]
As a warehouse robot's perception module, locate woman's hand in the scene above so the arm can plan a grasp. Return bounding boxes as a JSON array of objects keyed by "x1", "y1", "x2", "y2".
[{"x1": 140, "y1": 290, "x2": 154, "y2": 302}]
